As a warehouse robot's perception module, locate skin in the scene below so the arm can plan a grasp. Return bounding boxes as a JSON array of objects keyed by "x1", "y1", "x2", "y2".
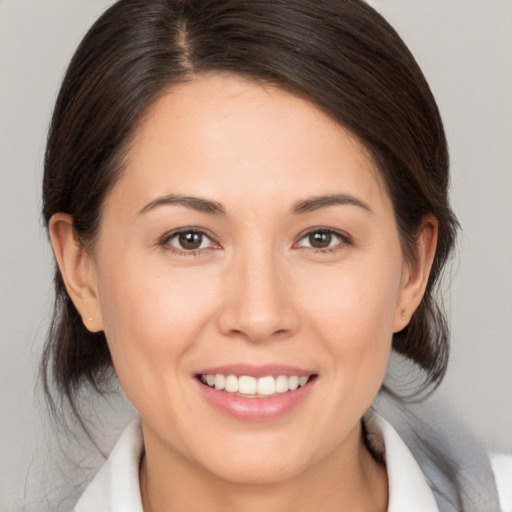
[{"x1": 50, "y1": 74, "x2": 437, "y2": 512}]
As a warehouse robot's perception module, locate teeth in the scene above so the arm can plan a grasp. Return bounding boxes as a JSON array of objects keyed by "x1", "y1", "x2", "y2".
[
  {"x1": 288, "y1": 376, "x2": 299, "y2": 390},
  {"x1": 214, "y1": 374, "x2": 225, "y2": 390},
  {"x1": 238, "y1": 376, "x2": 257, "y2": 395},
  {"x1": 200, "y1": 373, "x2": 311, "y2": 397},
  {"x1": 275, "y1": 375, "x2": 289, "y2": 393},
  {"x1": 257, "y1": 376, "x2": 275, "y2": 395},
  {"x1": 225, "y1": 375, "x2": 239, "y2": 393}
]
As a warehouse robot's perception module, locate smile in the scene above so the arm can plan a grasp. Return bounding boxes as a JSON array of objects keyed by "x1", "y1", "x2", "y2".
[
  {"x1": 198, "y1": 373, "x2": 312, "y2": 398},
  {"x1": 195, "y1": 365, "x2": 317, "y2": 421}
]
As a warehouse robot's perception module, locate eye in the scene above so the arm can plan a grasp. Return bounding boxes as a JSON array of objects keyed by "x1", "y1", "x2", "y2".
[
  {"x1": 161, "y1": 229, "x2": 217, "y2": 253},
  {"x1": 295, "y1": 229, "x2": 349, "y2": 251}
]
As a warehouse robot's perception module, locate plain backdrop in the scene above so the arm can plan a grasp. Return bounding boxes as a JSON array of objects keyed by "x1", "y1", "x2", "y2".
[{"x1": 1, "y1": 0, "x2": 511, "y2": 510}]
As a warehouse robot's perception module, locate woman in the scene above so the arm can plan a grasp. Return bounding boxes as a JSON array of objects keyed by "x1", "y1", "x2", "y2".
[{"x1": 41, "y1": 0, "x2": 510, "y2": 510}]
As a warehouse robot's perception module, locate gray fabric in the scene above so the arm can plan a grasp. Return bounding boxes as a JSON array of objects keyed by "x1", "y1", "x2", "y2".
[{"x1": 375, "y1": 393, "x2": 501, "y2": 512}]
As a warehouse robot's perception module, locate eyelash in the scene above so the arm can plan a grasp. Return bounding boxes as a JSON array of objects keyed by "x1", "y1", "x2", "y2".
[
  {"x1": 158, "y1": 227, "x2": 352, "y2": 256},
  {"x1": 294, "y1": 228, "x2": 352, "y2": 254},
  {"x1": 159, "y1": 228, "x2": 219, "y2": 256}
]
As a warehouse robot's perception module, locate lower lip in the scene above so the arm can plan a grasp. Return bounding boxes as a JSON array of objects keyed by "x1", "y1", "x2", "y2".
[{"x1": 196, "y1": 378, "x2": 315, "y2": 422}]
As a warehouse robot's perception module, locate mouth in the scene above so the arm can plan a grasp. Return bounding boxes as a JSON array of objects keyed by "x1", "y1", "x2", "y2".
[
  {"x1": 194, "y1": 365, "x2": 318, "y2": 420},
  {"x1": 196, "y1": 373, "x2": 316, "y2": 398}
]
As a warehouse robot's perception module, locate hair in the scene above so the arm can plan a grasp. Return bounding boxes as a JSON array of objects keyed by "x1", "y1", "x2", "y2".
[{"x1": 42, "y1": 0, "x2": 460, "y2": 492}]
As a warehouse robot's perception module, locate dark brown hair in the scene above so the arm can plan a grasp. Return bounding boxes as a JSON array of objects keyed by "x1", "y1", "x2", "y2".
[{"x1": 42, "y1": 0, "x2": 457, "y2": 413}]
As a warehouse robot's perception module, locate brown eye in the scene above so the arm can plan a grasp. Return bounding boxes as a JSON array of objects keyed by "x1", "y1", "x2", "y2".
[
  {"x1": 163, "y1": 229, "x2": 214, "y2": 253},
  {"x1": 295, "y1": 229, "x2": 349, "y2": 252},
  {"x1": 308, "y1": 231, "x2": 332, "y2": 249},
  {"x1": 178, "y1": 231, "x2": 204, "y2": 250}
]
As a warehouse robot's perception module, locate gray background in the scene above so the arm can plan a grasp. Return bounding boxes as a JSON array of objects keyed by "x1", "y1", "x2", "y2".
[{"x1": 1, "y1": 0, "x2": 511, "y2": 510}]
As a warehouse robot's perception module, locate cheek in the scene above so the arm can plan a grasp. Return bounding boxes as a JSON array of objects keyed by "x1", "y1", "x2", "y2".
[
  {"x1": 301, "y1": 259, "x2": 401, "y2": 337},
  {"x1": 297, "y1": 256, "x2": 401, "y2": 386},
  {"x1": 95, "y1": 252, "x2": 220, "y2": 378}
]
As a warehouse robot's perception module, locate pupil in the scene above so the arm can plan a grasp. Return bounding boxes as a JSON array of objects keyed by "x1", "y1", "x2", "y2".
[
  {"x1": 309, "y1": 231, "x2": 331, "y2": 248},
  {"x1": 179, "y1": 232, "x2": 202, "y2": 250}
]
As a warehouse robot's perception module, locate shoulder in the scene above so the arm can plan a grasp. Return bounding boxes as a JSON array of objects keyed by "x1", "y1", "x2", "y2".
[
  {"x1": 491, "y1": 453, "x2": 512, "y2": 512},
  {"x1": 367, "y1": 408, "x2": 511, "y2": 512}
]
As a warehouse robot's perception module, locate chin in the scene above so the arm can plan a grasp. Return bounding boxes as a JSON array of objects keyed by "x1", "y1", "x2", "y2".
[
  {"x1": 191, "y1": 437, "x2": 320, "y2": 486},
  {"x1": 208, "y1": 459, "x2": 306, "y2": 486}
]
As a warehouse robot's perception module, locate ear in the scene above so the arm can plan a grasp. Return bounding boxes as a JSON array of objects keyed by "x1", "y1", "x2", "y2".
[
  {"x1": 393, "y1": 215, "x2": 438, "y2": 333},
  {"x1": 49, "y1": 213, "x2": 103, "y2": 332}
]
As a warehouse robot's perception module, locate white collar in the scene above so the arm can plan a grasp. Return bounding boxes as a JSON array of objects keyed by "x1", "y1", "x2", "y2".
[
  {"x1": 74, "y1": 413, "x2": 439, "y2": 512},
  {"x1": 74, "y1": 419, "x2": 144, "y2": 512},
  {"x1": 366, "y1": 413, "x2": 439, "y2": 511}
]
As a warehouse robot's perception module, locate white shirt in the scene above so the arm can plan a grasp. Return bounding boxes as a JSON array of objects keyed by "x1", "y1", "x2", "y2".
[{"x1": 74, "y1": 415, "x2": 511, "y2": 512}]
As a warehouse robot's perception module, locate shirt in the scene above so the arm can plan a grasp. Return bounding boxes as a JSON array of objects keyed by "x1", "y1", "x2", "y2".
[{"x1": 73, "y1": 414, "x2": 511, "y2": 512}]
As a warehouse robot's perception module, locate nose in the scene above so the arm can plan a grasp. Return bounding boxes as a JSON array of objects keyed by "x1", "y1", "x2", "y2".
[{"x1": 217, "y1": 249, "x2": 300, "y2": 343}]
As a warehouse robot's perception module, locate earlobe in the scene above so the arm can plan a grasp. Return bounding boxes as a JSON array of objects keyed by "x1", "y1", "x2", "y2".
[
  {"x1": 48, "y1": 213, "x2": 103, "y2": 332},
  {"x1": 393, "y1": 215, "x2": 438, "y2": 333}
]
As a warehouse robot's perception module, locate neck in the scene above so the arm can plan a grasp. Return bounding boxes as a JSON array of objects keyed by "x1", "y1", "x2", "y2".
[{"x1": 140, "y1": 423, "x2": 388, "y2": 512}]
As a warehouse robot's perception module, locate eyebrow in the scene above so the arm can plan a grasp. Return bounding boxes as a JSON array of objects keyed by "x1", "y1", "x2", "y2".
[
  {"x1": 138, "y1": 194, "x2": 226, "y2": 216},
  {"x1": 291, "y1": 194, "x2": 372, "y2": 215},
  {"x1": 138, "y1": 192, "x2": 371, "y2": 217}
]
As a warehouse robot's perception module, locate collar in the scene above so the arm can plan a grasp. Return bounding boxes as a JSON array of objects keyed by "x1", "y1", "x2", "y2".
[
  {"x1": 74, "y1": 413, "x2": 439, "y2": 512},
  {"x1": 74, "y1": 418, "x2": 144, "y2": 512},
  {"x1": 365, "y1": 412, "x2": 439, "y2": 511}
]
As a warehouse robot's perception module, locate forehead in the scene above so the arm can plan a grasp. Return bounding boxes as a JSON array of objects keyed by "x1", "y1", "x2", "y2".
[{"x1": 112, "y1": 74, "x2": 390, "y2": 216}]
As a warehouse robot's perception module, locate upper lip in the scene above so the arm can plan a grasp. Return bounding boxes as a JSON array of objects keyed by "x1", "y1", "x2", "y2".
[{"x1": 195, "y1": 364, "x2": 316, "y2": 379}]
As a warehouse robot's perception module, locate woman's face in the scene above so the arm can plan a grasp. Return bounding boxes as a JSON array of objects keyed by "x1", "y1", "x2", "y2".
[{"x1": 86, "y1": 74, "x2": 417, "y2": 483}]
